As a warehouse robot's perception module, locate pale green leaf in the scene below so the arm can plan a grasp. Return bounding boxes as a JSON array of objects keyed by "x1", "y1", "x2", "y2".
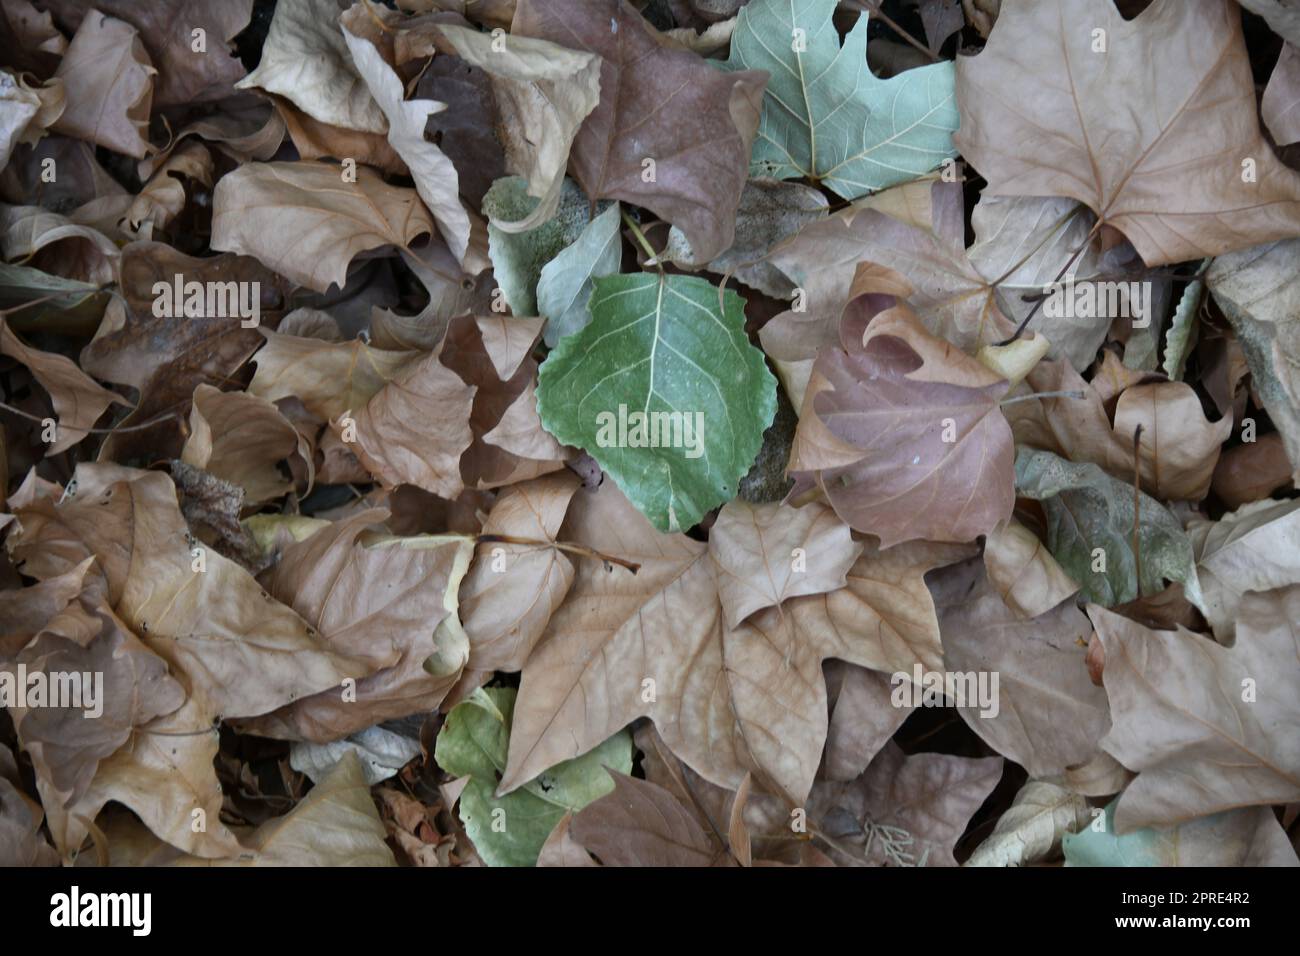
[
  {"x1": 1014, "y1": 448, "x2": 1205, "y2": 611},
  {"x1": 536, "y1": 273, "x2": 777, "y2": 532},
  {"x1": 722, "y1": 0, "x2": 959, "y2": 198},
  {"x1": 1063, "y1": 799, "x2": 1295, "y2": 866},
  {"x1": 537, "y1": 201, "x2": 622, "y2": 347},
  {"x1": 481, "y1": 176, "x2": 592, "y2": 316},
  {"x1": 1162, "y1": 269, "x2": 1205, "y2": 381},
  {"x1": 435, "y1": 687, "x2": 631, "y2": 867}
]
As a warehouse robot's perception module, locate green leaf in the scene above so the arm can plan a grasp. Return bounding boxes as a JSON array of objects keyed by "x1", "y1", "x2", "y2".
[
  {"x1": 1014, "y1": 448, "x2": 1205, "y2": 611},
  {"x1": 1062, "y1": 799, "x2": 1286, "y2": 866},
  {"x1": 537, "y1": 272, "x2": 777, "y2": 532},
  {"x1": 1162, "y1": 269, "x2": 1205, "y2": 381},
  {"x1": 435, "y1": 687, "x2": 631, "y2": 867},
  {"x1": 537, "y1": 201, "x2": 622, "y2": 347},
  {"x1": 722, "y1": 0, "x2": 959, "y2": 198},
  {"x1": 481, "y1": 176, "x2": 592, "y2": 316}
]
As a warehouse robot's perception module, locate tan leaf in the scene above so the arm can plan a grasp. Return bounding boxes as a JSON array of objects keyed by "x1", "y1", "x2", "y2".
[
  {"x1": 430, "y1": 23, "x2": 601, "y2": 234},
  {"x1": 502, "y1": 479, "x2": 968, "y2": 804},
  {"x1": 0, "y1": 319, "x2": 128, "y2": 455},
  {"x1": 954, "y1": 0, "x2": 1300, "y2": 266},
  {"x1": 50, "y1": 9, "x2": 155, "y2": 158},
  {"x1": 239, "y1": 527, "x2": 475, "y2": 742},
  {"x1": 352, "y1": 345, "x2": 478, "y2": 498},
  {"x1": 935, "y1": 561, "x2": 1107, "y2": 781},
  {"x1": 341, "y1": 8, "x2": 475, "y2": 267},
  {"x1": 1089, "y1": 593, "x2": 1300, "y2": 832},
  {"x1": 983, "y1": 518, "x2": 1079, "y2": 620},
  {"x1": 5, "y1": 604, "x2": 186, "y2": 814},
  {"x1": 1187, "y1": 498, "x2": 1300, "y2": 642},
  {"x1": 236, "y1": 0, "x2": 386, "y2": 133},
  {"x1": 460, "y1": 472, "x2": 581, "y2": 671},
  {"x1": 964, "y1": 780, "x2": 1090, "y2": 867},
  {"x1": 709, "y1": 500, "x2": 862, "y2": 630},
  {"x1": 248, "y1": 328, "x2": 419, "y2": 424},
  {"x1": 210, "y1": 161, "x2": 436, "y2": 293},
  {"x1": 1007, "y1": 360, "x2": 1231, "y2": 501}
]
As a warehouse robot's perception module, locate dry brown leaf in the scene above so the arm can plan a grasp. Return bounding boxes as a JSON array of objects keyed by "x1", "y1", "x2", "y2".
[
  {"x1": 982, "y1": 519, "x2": 1079, "y2": 619},
  {"x1": 50, "y1": 9, "x2": 155, "y2": 158},
  {"x1": 211, "y1": 161, "x2": 436, "y2": 293},
  {"x1": 1089, "y1": 592, "x2": 1300, "y2": 832},
  {"x1": 0, "y1": 318, "x2": 128, "y2": 455},
  {"x1": 460, "y1": 471, "x2": 581, "y2": 671},
  {"x1": 513, "y1": 0, "x2": 765, "y2": 262},
  {"x1": 501, "y1": 479, "x2": 968, "y2": 804},
  {"x1": 955, "y1": 0, "x2": 1300, "y2": 265}
]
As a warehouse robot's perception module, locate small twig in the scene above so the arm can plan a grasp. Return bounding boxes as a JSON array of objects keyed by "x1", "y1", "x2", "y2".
[
  {"x1": 1132, "y1": 424, "x2": 1143, "y2": 597},
  {"x1": 845, "y1": 0, "x2": 941, "y2": 63},
  {"x1": 0, "y1": 400, "x2": 178, "y2": 435},
  {"x1": 996, "y1": 220, "x2": 1102, "y2": 346},
  {"x1": 998, "y1": 389, "x2": 1084, "y2": 407},
  {"x1": 621, "y1": 212, "x2": 663, "y2": 273},
  {"x1": 476, "y1": 532, "x2": 641, "y2": 574}
]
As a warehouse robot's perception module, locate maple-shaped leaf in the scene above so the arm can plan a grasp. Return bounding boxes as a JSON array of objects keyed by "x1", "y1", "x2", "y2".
[
  {"x1": 1089, "y1": 592, "x2": 1300, "y2": 832},
  {"x1": 435, "y1": 687, "x2": 632, "y2": 867},
  {"x1": 537, "y1": 273, "x2": 776, "y2": 533},
  {"x1": 723, "y1": 0, "x2": 959, "y2": 197},
  {"x1": 788, "y1": 277, "x2": 1015, "y2": 546},
  {"x1": 501, "y1": 480, "x2": 966, "y2": 804},
  {"x1": 955, "y1": 0, "x2": 1300, "y2": 266},
  {"x1": 1014, "y1": 448, "x2": 1206, "y2": 611},
  {"x1": 513, "y1": 0, "x2": 766, "y2": 263}
]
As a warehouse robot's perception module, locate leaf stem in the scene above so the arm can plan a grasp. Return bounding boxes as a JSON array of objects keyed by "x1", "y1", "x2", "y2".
[
  {"x1": 844, "y1": 0, "x2": 942, "y2": 63},
  {"x1": 998, "y1": 389, "x2": 1085, "y2": 407},
  {"x1": 621, "y1": 212, "x2": 663, "y2": 274},
  {"x1": 475, "y1": 532, "x2": 641, "y2": 574}
]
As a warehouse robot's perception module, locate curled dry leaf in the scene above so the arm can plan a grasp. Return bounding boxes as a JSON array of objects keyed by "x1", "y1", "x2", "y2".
[{"x1": 50, "y1": 10, "x2": 155, "y2": 159}]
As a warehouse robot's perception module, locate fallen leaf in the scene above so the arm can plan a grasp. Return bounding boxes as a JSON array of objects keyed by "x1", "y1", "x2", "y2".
[{"x1": 955, "y1": 0, "x2": 1300, "y2": 265}]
